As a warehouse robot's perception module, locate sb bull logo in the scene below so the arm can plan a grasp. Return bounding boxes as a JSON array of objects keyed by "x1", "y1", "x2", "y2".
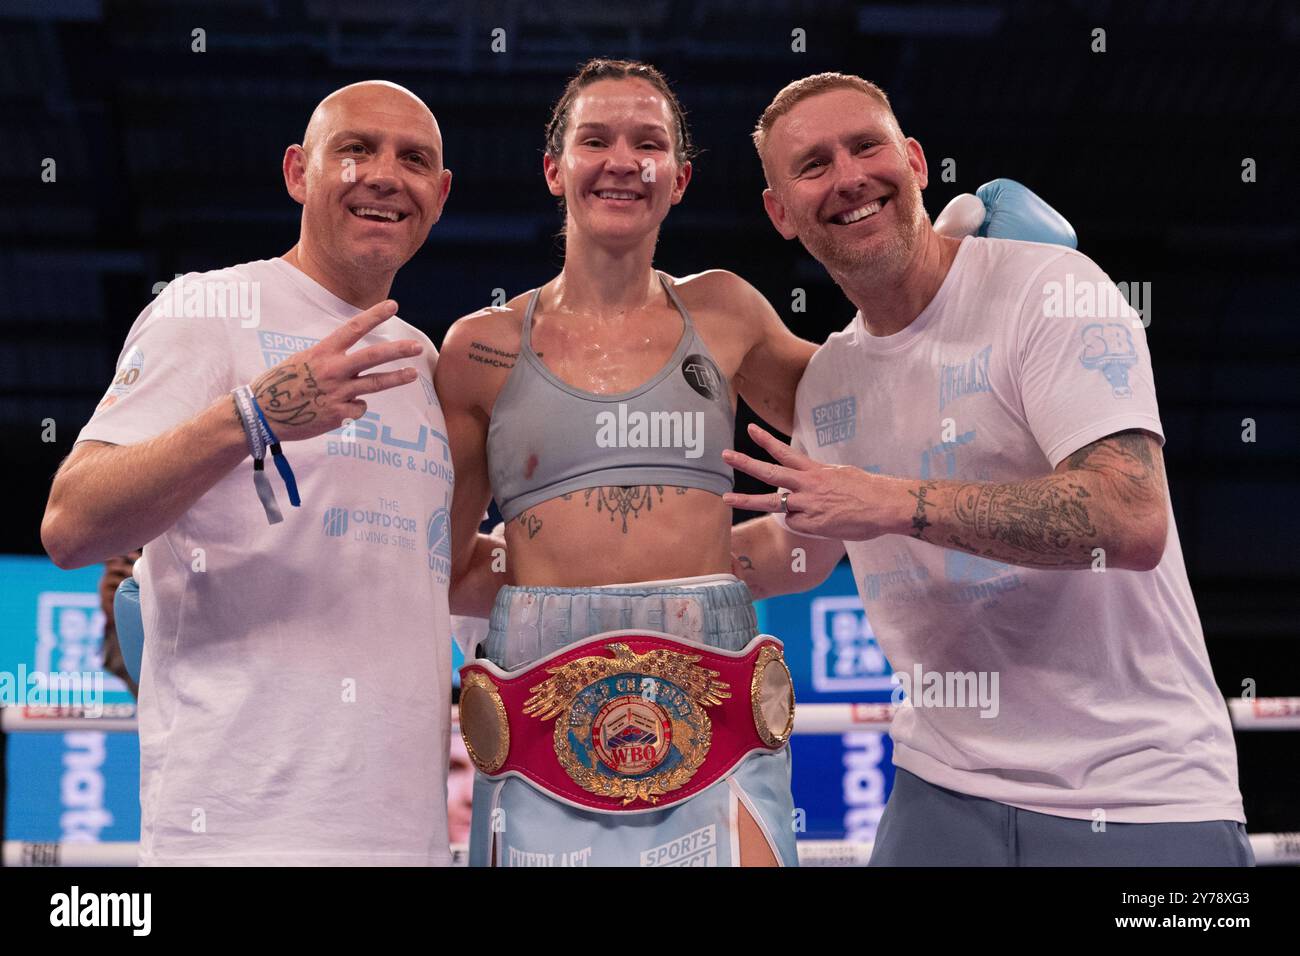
[{"x1": 1080, "y1": 323, "x2": 1138, "y2": 398}]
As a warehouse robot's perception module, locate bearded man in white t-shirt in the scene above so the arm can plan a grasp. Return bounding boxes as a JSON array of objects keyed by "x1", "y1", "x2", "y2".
[
  {"x1": 41, "y1": 81, "x2": 500, "y2": 865},
  {"x1": 726, "y1": 73, "x2": 1251, "y2": 866}
]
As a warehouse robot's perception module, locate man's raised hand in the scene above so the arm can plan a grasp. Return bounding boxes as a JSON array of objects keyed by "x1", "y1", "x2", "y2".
[
  {"x1": 249, "y1": 299, "x2": 423, "y2": 442},
  {"x1": 722, "y1": 423, "x2": 895, "y2": 541}
]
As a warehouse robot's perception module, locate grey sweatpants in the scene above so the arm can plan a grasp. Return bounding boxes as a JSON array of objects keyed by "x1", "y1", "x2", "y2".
[{"x1": 869, "y1": 768, "x2": 1254, "y2": 867}]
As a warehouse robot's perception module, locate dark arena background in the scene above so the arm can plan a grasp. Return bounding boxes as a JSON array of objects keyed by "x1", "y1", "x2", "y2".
[{"x1": 0, "y1": 0, "x2": 1297, "y2": 892}]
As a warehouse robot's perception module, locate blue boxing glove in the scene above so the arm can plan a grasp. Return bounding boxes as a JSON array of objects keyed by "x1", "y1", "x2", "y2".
[
  {"x1": 977, "y1": 178, "x2": 1076, "y2": 247},
  {"x1": 933, "y1": 178, "x2": 1077, "y2": 248},
  {"x1": 113, "y1": 575, "x2": 144, "y2": 686}
]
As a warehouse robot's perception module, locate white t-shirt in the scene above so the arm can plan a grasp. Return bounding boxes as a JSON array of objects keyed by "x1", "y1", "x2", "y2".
[
  {"x1": 77, "y1": 257, "x2": 455, "y2": 864},
  {"x1": 785, "y1": 237, "x2": 1244, "y2": 824}
]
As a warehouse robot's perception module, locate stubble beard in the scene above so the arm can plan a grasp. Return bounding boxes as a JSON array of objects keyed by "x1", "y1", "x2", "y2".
[
  {"x1": 308, "y1": 200, "x2": 412, "y2": 281},
  {"x1": 349, "y1": 243, "x2": 408, "y2": 275},
  {"x1": 802, "y1": 181, "x2": 928, "y2": 286}
]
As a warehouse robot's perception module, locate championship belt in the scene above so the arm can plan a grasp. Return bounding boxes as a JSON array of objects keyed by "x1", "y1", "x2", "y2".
[{"x1": 459, "y1": 630, "x2": 795, "y2": 813}]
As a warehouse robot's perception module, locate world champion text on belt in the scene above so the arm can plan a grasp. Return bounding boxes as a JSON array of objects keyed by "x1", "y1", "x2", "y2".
[{"x1": 459, "y1": 631, "x2": 796, "y2": 812}]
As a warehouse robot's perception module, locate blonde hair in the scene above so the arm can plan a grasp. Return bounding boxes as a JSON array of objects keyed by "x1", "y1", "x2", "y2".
[{"x1": 752, "y1": 73, "x2": 898, "y2": 179}]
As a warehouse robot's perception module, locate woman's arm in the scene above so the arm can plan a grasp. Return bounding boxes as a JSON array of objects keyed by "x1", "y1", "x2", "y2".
[
  {"x1": 689, "y1": 270, "x2": 817, "y2": 435},
  {"x1": 731, "y1": 513, "x2": 845, "y2": 600},
  {"x1": 435, "y1": 313, "x2": 505, "y2": 614}
]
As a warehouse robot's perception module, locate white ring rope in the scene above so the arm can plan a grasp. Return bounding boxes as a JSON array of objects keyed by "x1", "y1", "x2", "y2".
[
  {"x1": 1, "y1": 704, "x2": 139, "y2": 734},
  {"x1": 1228, "y1": 696, "x2": 1300, "y2": 730},
  {"x1": 797, "y1": 698, "x2": 1300, "y2": 733},
  {"x1": 4, "y1": 834, "x2": 1298, "y2": 867},
  {"x1": 5, "y1": 700, "x2": 1294, "y2": 867},
  {"x1": 4, "y1": 697, "x2": 1298, "y2": 734}
]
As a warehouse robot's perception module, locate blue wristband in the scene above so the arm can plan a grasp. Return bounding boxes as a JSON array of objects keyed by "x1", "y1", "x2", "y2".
[{"x1": 249, "y1": 396, "x2": 301, "y2": 509}]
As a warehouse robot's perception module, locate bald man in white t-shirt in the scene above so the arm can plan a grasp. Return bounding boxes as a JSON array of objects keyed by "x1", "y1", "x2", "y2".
[
  {"x1": 726, "y1": 74, "x2": 1249, "y2": 865},
  {"x1": 42, "y1": 81, "x2": 500, "y2": 865}
]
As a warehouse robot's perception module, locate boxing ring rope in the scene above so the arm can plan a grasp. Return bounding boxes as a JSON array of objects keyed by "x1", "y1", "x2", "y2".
[
  {"x1": 2, "y1": 704, "x2": 140, "y2": 734},
  {"x1": 5, "y1": 697, "x2": 1299, "y2": 734},
  {"x1": 4, "y1": 698, "x2": 1297, "y2": 866},
  {"x1": 794, "y1": 697, "x2": 1300, "y2": 733}
]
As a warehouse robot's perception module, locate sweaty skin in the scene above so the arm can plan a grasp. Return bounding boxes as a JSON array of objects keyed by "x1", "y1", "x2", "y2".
[
  {"x1": 434, "y1": 80, "x2": 814, "y2": 867},
  {"x1": 439, "y1": 269, "x2": 813, "y2": 587},
  {"x1": 437, "y1": 72, "x2": 970, "y2": 868},
  {"x1": 437, "y1": 76, "x2": 817, "y2": 591}
]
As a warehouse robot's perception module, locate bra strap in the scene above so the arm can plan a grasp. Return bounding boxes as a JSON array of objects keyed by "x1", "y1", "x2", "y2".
[
  {"x1": 657, "y1": 271, "x2": 695, "y2": 333},
  {"x1": 521, "y1": 286, "x2": 543, "y2": 353}
]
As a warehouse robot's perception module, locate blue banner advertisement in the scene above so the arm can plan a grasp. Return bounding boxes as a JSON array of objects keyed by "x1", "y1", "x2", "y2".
[
  {"x1": 3, "y1": 555, "x2": 895, "y2": 851},
  {"x1": 1, "y1": 556, "x2": 140, "y2": 842}
]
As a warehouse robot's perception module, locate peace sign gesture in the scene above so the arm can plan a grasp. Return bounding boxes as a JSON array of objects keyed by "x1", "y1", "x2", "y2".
[
  {"x1": 249, "y1": 299, "x2": 424, "y2": 442},
  {"x1": 722, "y1": 423, "x2": 902, "y2": 541}
]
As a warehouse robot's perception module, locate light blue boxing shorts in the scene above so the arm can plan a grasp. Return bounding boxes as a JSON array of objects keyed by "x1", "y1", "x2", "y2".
[
  {"x1": 113, "y1": 575, "x2": 144, "y2": 684},
  {"x1": 461, "y1": 573, "x2": 799, "y2": 867}
]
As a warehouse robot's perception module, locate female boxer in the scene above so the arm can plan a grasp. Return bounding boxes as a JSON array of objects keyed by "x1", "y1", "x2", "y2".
[{"x1": 436, "y1": 58, "x2": 1065, "y2": 866}]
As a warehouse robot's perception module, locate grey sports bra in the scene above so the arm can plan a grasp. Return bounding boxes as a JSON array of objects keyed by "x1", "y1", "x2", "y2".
[{"x1": 486, "y1": 273, "x2": 735, "y2": 522}]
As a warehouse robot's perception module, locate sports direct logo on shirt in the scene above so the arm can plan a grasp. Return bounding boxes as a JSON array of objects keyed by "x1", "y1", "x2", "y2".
[
  {"x1": 258, "y1": 329, "x2": 321, "y2": 367},
  {"x1": 640, "y1": 825, "x2": 718, "y2": 866},
  {"x1": 812, "y1": 397, "x2": 856, "y2": 446}
]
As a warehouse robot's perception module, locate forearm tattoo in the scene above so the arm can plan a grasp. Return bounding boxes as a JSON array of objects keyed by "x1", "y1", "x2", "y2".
[
  {"x1": 908, "y1": 480, "x2": 939, "y2": 539},
  {"x1": 908, "y1": 431, "x2": 1160, "y2": 569},
  {"x1": 1063, "y1": 430, "x2": 1163, "y2": 507},
  {"x1": 251, "y1": 363, "x2": 323, "y2": 427},
  {"x1": 950, "y1": 478, "x2": 1097, "y2": 560}
]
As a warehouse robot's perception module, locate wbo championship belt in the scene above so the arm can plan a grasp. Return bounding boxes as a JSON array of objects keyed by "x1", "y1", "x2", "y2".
[{"x1": 459, "y1": 630, "x2": 795, "y2": 813}]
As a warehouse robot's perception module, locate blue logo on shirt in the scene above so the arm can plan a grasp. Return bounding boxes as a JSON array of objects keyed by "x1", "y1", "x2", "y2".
[
  {"x1": 426, "y1": 494, "x2": 452, "y2": 584},
  {"x1": 1079, "y1": 323, "x2": 1137, "y2": 398},
  {"x1": 938, "y1": 345, "x2": 992, "y2": 412},
  {"x1": 812, "y1": 397, "x2": 857, "y2": 446},
  {"x1": 426, "y1": 508, "x2": 451, "y2": 558},
  {"x1": 322, "y1": 507, "x2": 349, "y2": 537},
  {"x1": 417, "y1": 372, "x2": 436, "y2": 406},
  {"x1": 325, "y1": 412, "x2": 454, "y2": 482},
  {"x1": 919, "y1": 429, "x2": 975, "y2": 480},
  {"x1": 258, "y1": 330, "x2": 321, "y2": 369}
]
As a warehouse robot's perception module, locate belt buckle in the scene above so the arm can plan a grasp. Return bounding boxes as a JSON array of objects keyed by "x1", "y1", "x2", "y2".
[
  {"x1": 460, "y1": 631, "x2": 795, "y2": 812},
  {"x1": 527, "y1": 641, "x2": 728, "y2": 806}
]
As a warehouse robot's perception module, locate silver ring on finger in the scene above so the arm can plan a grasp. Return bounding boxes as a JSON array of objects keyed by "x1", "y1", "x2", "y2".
[{"x1": 779, "y1": 490, "x2": 790, "y2": 513}]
